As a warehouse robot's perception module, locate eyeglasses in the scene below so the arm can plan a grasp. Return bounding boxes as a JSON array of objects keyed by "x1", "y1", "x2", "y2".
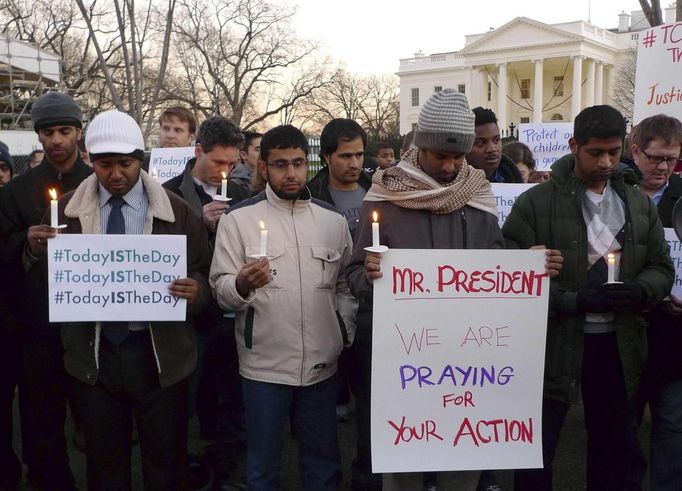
[
  {"x1": 266, "y1": 159, "x2": 307, "y2": 170},
  {"x1": 641, "y1": 149, "x2": 679, "y2": 166}
]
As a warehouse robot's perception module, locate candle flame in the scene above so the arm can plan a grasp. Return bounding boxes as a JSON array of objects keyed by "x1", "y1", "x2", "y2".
[
  {"x1": 260, "y1": 220, "x2": 265, "y2": 230},
  {"x1": 372, "y1": 211, "x2": 378, "y2": 222},
  {"x1": 48, "y1": 188, "x2": 57, "y2": 200},
  {"x1": 221, "y1": 171, "x2": 227, "y2": 179},
  {"x1": 607, "y1": 253, "x2": 615, "y2": 261}
]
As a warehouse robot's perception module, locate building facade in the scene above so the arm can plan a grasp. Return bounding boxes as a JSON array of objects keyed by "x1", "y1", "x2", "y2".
[{"x1": 397, "y1": 7, "x2": 678, "y2": 133}]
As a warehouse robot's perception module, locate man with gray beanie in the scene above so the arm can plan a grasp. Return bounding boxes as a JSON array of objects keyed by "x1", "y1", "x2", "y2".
[
  {"x1": 35, "y1": 110, "x2": 211, "y2": 489},
  {"x1": 344, "y1": 89, "x2": 562, "y2": 490},
  {"x1": 0, "y1": 91, "x2": 91, "y2": 490}
]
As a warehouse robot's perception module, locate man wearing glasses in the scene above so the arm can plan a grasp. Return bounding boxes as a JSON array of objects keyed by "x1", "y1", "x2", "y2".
[
  {"x1": 209, "y1": 125, "x2": 357, "y2": 490},
  {"x1": 631, "y1": 114, "x2": 682, "y2": 490}
]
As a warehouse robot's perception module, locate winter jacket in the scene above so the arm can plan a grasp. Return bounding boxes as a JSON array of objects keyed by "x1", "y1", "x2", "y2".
[
  {"x1": 489, "y1": 154, "x2": 524, "y2": 183},
  {"x1": 209, "y1": 185, "x2": 358, "y2": 386},
  {"x1": 306, "y1": 166, "x2": 373, "y2": 206},
  {"x1": 53, "y1": 171, "x2": 211, "y2": 388},
  {"x1": 502, "y1": 154, "x2": 674, "y2": 403},
  {"x1": 0, "y1": 157, "x2": 93, "y2": 336}
]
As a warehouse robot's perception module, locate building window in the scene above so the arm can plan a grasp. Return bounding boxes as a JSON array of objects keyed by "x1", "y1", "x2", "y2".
[
  {"x1": 411, "y1": 123, "x2": 418, "y2": 131},
  {"x1": 553, "y1": 76, "x2": 564, "y2": 97},
  {"x1": 411, "y1": 88, "x2": 419, "y2": 106},
  {"x1": 551, "y1": 113, "x2": 564, "y2": 121},
  {"x1": 457, "y1": 84, "x2": 466, "y2": 94},
  {"x1": 631, "y1": 34, "x2": 639, "y2": 41},
  {"x1": 520, "y1": 117, "x2": 530, "y2": 124},
  {"x1": 487, "y1": 82, "x2": 492, "y2": 102},
  {"x1": 434, "y1": 86, "x2": 442, "y2": 93},
  {"x1": 520, "y1": 79, "x2": 531, "y2": 99}
]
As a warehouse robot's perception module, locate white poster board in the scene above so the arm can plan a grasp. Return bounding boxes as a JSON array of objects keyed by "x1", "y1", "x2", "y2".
[
  {"x1": 518, "y1": 123, "x2": 573, "y2": 171},
  {"x1": 371, "y1": 249, "x2": 549, "y2": 473},
  {"x1": 664, "y1": 228, "x2": 682, "y2": 298},
  {"x1": 491, "y1": 183, "x2": 536, "y2": 227},
  {"x1": 48, "y1": 234, "x2": 187, "y2": 322},
  {"x1": 633, "y1": 22, "x2": 682, "y2": 124},
  {"x1": 148, "y1": 147, "x2": 195, "y2": 184}
]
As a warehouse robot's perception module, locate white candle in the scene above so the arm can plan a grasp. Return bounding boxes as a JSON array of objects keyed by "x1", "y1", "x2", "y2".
[
  {"x1": 220, "y1": 171, "x2": 228, "y2": 199},
  {"x1": 607, "y1": 253, "x2": 616, "y2": 283},
  {"x1": 49, "y1": 188, "x2": 58, "y2": 228},
  {"x1": 372, "y1": 211, "x2": 380, "y2": 248},
  {"x1": 259, "y1": 221, "x2": 267, "y2": 256}
]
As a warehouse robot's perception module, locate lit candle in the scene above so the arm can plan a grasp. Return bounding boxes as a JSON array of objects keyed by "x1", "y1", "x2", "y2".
[
  {"x1": 372, "y1": 211, "x2": 380, "y2": 248},
  {"x1": 259, "y1": 221, "x2": 267, "y2": 257},
  {"x1": 220, "y1": 171, "x2": 228, "y2": 199},
  {"x1": 49, "y1": 188, "x2": 58, "y2": 228},
  {"x1": 607, "y1": 253, "x2": 616, "y2": 283}
]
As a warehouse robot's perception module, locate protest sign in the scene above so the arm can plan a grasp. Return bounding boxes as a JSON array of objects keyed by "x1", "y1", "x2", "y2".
[
  {"x1": 491, "y1": 183, "x2": 536, "y2": 227},
  {"x1": 371, "y1": 249, "x2": 549, "y2": 473},
  {"x1": 518, "y1": 122, "x2": 573, "y2": 171},
  {"x1": 633, "y1": 22, "x2": 682, "y2": 123},
  {"x1": 48, "y1": 234, "x2": 187, "y2": 322},
  {"x1": 664, "y1": 228, "x2": 682, "y2": 298},
  {"x1": 148, "y1": 146, "x2": 195, "y2": 184}
]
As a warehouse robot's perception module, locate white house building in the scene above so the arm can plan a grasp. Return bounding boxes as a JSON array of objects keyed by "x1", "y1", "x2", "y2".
[{"x1": 398, "y1": 6, "x2": 678, "y2": 133}]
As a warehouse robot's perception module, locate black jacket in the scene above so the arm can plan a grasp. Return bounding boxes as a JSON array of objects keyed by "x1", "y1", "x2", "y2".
[
  {"x1": 306, "y1": 166, "x2": 373, "y2": 206},
  {"x1": 0, "y1": 157, "x2": 93, "y2": 336},
  {"x1": 490, "y1": 154, "x2": 524, "y2": 183}
]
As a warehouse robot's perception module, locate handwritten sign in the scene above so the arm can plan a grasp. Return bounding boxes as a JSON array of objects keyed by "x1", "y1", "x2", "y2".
[
  {"x1": 48, "y1": 234, "x2": 187, "y2": 322},
  {"x1": 371, "y1": 249, "x2": 548, "y2": 473},
  {"x1": 664, "y1": 228, "x2": 682, "y2": 298},
  {"x1": 634, "y1": 22, "x2": 682, "y2": 123},
  {"x1": 149, "y1": 147, "x2": 195, "y2": 184},
  {"x1": 491, "y1": 183, "x2": 536, "y2": 227},
  {"x1": 518, "y1": 123, "x2": 573, "y2": 171}
]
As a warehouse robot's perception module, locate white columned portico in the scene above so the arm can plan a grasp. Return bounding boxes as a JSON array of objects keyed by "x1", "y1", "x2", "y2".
[
  {"x1": 533, "y1": 59, "x2": 544, "y2": 123},
  {"x1": 595, "y1": 61, "x2": 604, "y2": 105},
  {"x1": 497, "y1": 62, "x2": 508, "y2": 129},
  {"x1": 571, "y1": 56, "x2": 583, "y2": 120},
  {"x1": 585, "y1": 58, "x2": 595, "y2": 107}
]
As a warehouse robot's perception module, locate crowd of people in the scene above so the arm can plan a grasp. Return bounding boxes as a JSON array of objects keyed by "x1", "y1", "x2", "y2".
[{"x1": 0, "y1": 87, "x2": 681, "y2": 491}]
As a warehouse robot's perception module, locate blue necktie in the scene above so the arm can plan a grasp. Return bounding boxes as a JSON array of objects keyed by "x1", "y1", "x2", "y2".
[{"x1": 104, "y1": 196, "x2": 128, "y2": 344}]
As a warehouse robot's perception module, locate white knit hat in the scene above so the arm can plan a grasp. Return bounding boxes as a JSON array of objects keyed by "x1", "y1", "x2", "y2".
[
  {"x1": 413, "y1": 89, "x2": 475, "y2": 153},
  {"x1": 85, "y1": 110, "x2": 145, "y2": 160}
]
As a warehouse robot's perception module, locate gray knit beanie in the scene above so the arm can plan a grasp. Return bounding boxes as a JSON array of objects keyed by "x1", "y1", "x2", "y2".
[
  {"x1": 31, "y1": 92, "x2": 83, "y2": 132},
  {"x1": 413, "y1": 88, "x2": 475, "y2": 153}
]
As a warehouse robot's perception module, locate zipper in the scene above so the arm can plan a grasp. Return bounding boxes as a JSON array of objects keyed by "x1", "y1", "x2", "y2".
[
  {"x1": 460, "y1": 209, "x2": 467, "y2": 248},
  {"x1": 291, "y1": 204, "x2": 305, "y2": 385}
]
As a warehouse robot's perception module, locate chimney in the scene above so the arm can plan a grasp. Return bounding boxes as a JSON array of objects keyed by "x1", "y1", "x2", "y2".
[{"x1": 618, "y1": 11, "x2": 630, "y2": 32}]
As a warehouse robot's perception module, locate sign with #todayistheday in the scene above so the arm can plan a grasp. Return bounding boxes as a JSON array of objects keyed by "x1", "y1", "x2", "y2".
[
  {"x1": 491, "y1": 183, "x2": 536, "y2": 227},
  {"x1": 664, "y1": 228, "x2": 682, "y2": 298},
  {"x1": 48, "y1": 234, "x2": 187, "y2": 322},
  {"x1": 148, "y1": 146, "x2": 195, "y2": 184},
  {"x1": 371, "y1": 249, "x2": 549, "y2": 472},
  {"x1": 633, "y1": 22, "x2": 682, "y2": 123}
]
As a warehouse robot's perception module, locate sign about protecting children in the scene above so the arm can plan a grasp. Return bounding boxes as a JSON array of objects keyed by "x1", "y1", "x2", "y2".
[
  {"x1": 371, "y1": 249, "x2": 549, "y2": 473},
  {"x1": 633, "y1": 22, "x2": 682, "y2": 123},
  {"x1": 491, "y1": 183, "x2": 536, "y2": 227},
  {"x1": 148, "y1": 146, "x2": 195, "y2": 184},
  {"x1": 518, "y1": 122, "x2": 573, "y2": 171},
  {"x1": 48, "y1": 234, "x2": 187, "y2": 322},
  {"x1": 664, "y1": 228, "x2": 682, "y2": 298}
]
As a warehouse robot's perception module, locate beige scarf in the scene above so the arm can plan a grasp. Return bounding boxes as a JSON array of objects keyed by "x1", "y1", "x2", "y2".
[{"x1": 364, "y1": 146, "x2": 498, "y2": 216}]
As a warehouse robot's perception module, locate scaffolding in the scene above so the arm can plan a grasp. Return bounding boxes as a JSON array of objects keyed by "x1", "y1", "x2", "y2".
[{"x1": 0, "y1": 33, "x2": 61, "y2": 130}]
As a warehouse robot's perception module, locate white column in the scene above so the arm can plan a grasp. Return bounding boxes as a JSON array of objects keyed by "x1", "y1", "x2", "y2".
[
  {"x1": 595, "y1": 61, "x2": 604, "y2": 105},
  {"x1": 585, "y1": 58, "x2": 595, "y2": 107},
  {"x1": 497, "y1": 62, "x2": 508, "y2": 129},
  {"x1": 603, "y1": 64, "x2": 613, "y2": 105},
  {"x1": 571, "y1": 56, "x2": 583, "y2": 120},
  {"x1": 465, "y1": 67, "x2": 474, "y2": 107},
  {"x1": 533, "y1": 59, "x2": 544, "y2": 123}
]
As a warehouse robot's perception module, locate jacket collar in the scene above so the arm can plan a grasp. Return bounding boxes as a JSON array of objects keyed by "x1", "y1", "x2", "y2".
[
  {"x1": 550, "y1": 154, "x2": 639, "y2": 194},
  {"x1": 265, "y1": 183, "x2": 311, "y2": 213},
  {"x1": 64, "y1": 170, "x2": 175, "y2": 234},
  {"x1": 178, "y1": 157, "x2": 203, "y2": 217}
]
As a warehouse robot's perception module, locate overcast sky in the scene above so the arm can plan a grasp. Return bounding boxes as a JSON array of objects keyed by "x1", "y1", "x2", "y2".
[{"x1": 290, "y1": 0, "x2": 646, "y2": 75}]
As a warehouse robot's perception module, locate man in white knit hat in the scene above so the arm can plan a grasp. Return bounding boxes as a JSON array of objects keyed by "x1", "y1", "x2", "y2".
[
  {"x1": 345, "y1": 89, "x2": 562, "y2": 490},
  {"x1": 45, "y1": 110, "x2": 211, "y2": 489}
]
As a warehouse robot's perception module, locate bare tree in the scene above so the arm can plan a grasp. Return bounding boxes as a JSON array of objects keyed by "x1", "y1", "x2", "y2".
[
  {"x1": 612, "y1": 49, "x2": 637, "y2": 121},
  {"x1": 358, "y1": 74, "x2": 400, "y2": 139},
  {"x1": 171, "y1": 0, "x2": 328, "y2": 130},
  {"x1": 639, "y1": 0, "x2": 663, "y2": 26}
]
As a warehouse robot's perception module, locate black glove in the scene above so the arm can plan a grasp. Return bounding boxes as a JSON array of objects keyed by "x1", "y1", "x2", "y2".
[
  {"x1": 602, "y1": 282, "x2": 646, "y2": 310},
  {"x1": 576, "y1": 289, "x2": 611, "y2": 313}
]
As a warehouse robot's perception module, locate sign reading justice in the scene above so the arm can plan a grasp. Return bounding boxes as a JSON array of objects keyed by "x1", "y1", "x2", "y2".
[{"x1": 371, "y1": 249, "x2": 549, "y2": 472}]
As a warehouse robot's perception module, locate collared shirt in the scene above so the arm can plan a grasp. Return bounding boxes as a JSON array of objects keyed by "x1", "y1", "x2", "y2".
[
  {"x1": 99, "y1": 177, "x2": 148, "y2": 234},
  {"x1": 98, "y1": 177, "x2": 149, "y2": 331},
  {"x1": 192, "y1": 176, "x2": 218, "y2": 198},
  {"x1": 651, "y1": 181, "x2": 669, "y2": 206}
]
